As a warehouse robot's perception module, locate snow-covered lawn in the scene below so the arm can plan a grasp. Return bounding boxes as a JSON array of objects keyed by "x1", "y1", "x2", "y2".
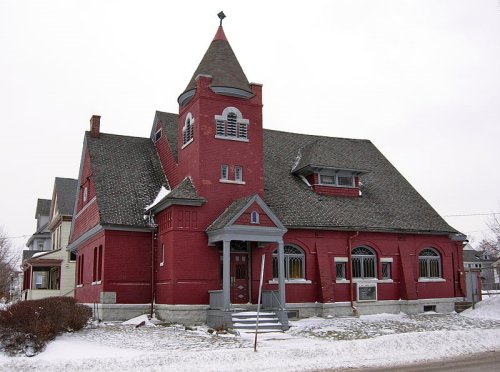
[{"x1": 1, "y1": 297, "x2": 500, "y2": 372}]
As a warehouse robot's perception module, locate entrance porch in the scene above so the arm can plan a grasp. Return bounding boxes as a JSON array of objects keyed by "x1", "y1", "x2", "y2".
[{"x1": 205, "y1": 195, "x2": 289, "y2": 330}]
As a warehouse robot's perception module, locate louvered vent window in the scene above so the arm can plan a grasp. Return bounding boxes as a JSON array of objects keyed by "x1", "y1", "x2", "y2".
[
  {"x1": 214, "y1": 107, "x2": 250, "y2": 142},
  {"x1": 238, "y1": 122, "x2": 248, "y2": 139},
  {"x1": 216, "y1": 120, "x2": 225, "y2": 136},
  {"x1": 182, "y1": 113, "x2": 195, "y2": 148},
  {"x1": 226, "y1": 113, "x2": 237, "y2": 137}
]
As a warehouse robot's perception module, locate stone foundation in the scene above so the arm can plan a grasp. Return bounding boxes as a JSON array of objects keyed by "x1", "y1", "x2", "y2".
[{"x1": 85, "y1": 297, "x2": 463, "y2": 324}]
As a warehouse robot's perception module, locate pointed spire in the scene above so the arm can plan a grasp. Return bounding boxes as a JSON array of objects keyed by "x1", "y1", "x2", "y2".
[
  {"x1": 177, "y1": 13, "x2": 253, "y2": 105},
  {"x1": 213, "y1": 26, "x2": 227, "y2": 41}
]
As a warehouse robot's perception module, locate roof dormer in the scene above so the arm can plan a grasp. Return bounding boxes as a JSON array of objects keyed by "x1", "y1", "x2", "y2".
[{"x1": 292, "y1": 139, "x2": 370, "y2": 197}]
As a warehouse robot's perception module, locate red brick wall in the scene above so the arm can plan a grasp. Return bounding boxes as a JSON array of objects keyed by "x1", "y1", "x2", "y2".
[
  {"x1": 71, "y1": 148, "x2": 100, "y2": 242},
  {"x1": 74, "y1": 229, "x2": 153, "y2": 304},
  {"x1": 103, "y1": 230, "x2": 152, "y2": 304},
  {"x1": 74, "y1": 230, "x2": 105, "y2": 303},
  {"x1": 176, "y1": 77, "x2": 264, "y2": 230}
]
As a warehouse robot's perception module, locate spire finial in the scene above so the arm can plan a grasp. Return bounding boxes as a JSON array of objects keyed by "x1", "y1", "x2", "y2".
[{"x1": 218, "y1": 11, "x2": 226, "y2": 26}]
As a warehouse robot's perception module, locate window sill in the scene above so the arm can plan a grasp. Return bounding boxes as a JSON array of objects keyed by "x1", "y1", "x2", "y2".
[
  {"x1": 268, "y1": 279, "x2": 312, "y2": 285},
  {"x1": 76, "y1": 284, "x2": 83, "y2": 288},
  {"x1": 418, "y1": 278, "x2": 446, "y2": 283},
  {"x1": 219, "y1": 179, "x2": 246, "y2": 185},
  {"x1": 181, "y1": 138, "x2": 194, "y2": 149},
  {"x1": 91, "y1": 280, "x2": 102, "y2": 286},
  {"x1": 215, "y1": 135, "x2": 249, "y2": 143},
  {"x1": 335, "y1": 279, "x2": 394, "y2": 284}
]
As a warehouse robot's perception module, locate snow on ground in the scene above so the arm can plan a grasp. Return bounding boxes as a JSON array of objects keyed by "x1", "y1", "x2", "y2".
[
  {"x1": 461, "y1": 295, "x2": 500, "y2": 320},
  {"x1": 1, "y1": 300, "x2": 500, "y2": 372}
]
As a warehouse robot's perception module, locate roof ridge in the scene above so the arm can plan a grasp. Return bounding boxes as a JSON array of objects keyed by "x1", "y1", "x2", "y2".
[{"x1": 263, "y1": 128, "x2": 372, "y2": 143}]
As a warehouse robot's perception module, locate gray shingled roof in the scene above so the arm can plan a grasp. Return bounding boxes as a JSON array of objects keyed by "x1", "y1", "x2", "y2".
[
  {"x1": 144, "y1": 116, "x2": 456, "y2": 234},
  {"x1": 180, "y1": 27, "x2": 252, "y2": 98},
  {"x1": 206, "y1": 195, "x2": 254, "y2": 232},
  {"x1": 35, "y1": 199, "x2": 51, "y2": 218},
  {"x1": 263, "y1": 129, "x2": 458, "y2": 235},
  {"x1": 86, "y1": 132, "x2": 167, "y2": 227},
  {"x1": 154, "y1": 111, "x2": 179, "y2": 162},
  {"x1": 463, "y1": 250, "x2": 495, "y2": 263},
  {"x1": 54, "y1": 177, "x2": 78, "y2": 216},
  {"x1": 166, "y1": 177, "x2": 205, "y2": 201}
]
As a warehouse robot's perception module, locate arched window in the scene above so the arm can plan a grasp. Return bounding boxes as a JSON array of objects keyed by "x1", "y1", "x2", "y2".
[
  {"x1": 352, "y1": 246, "x2": 376, "y2": 279},
  {"x1": 250, "y1": 211, "x2": 259, "y2": 224},
  {"x1": 182, "y1": 113, "x2": 194, "y2": 147},
  {"x1": 215, "y1": 107, "x2": 249, "y2": 141},
  {"x1": 272, "y1": 245, "x2": 305, "y2": 280},
  {"x1": 419, "y1": 248, "x2": 441, "y2": 278}
]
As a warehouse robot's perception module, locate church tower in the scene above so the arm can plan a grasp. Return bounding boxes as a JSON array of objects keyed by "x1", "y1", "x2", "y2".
[{"x1": 176, "y1": 15, "x2": 264, "y2": 221}]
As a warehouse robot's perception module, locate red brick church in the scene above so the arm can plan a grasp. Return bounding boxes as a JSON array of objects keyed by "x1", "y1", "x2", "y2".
[{"x1": 68, "y1": 17, "x2": 466, "y2": 329}]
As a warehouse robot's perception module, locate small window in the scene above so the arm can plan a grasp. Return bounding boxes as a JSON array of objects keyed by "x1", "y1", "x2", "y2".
[
  {"x1": 336, "y1": 262, "x2": 346, "y2": 280},
  {"x1": 37, "y1": 242, "x2": 44, "y2": 250},
  {"x1": 69, "y1": 251, "x2": 77, "y2": 262},
  {"x1": 83, "y1": 186, "x2": 88, "y2": 202},
  {"x1": 250, "y1": 211, "x2": 259, "y2": 224},
  {"x1": 320, "y1": 175, "x2": 335, "y2": 185},
  {"x1": 182, "y1": 113, "x2": 195, "y2": 147},
  {"x1": 235, "y1": 166, "x2": 243, "y2": 182},
  {"x1": 338, "y1": 176, "x2": 354, "y2": 187},
  {"x1": 160, "y1": 243, "x2": 165, "y2": 267},
  {"x1": 221, "y1": 165, "x2": 228, "y2": 181},
  {"x1": 154, "y1": 128, "x2": 162, "y2": 142},
  {"x1": 382, "y1": 262, "x2": 391, "y2": 279}
]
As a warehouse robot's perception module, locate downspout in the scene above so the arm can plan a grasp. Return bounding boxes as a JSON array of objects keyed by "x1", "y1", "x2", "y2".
[
  {"x1": 348, "y1": 231, "x2": 359, "y2": 316},
  {"x1": 149, "y1": 212, "x2": 157, "y2": 318}
]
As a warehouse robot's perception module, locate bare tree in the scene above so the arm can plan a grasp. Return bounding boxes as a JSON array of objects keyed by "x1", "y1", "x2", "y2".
[
  {"x1": 478, "y1": 213, "x2": 500, "y2": 257},
  {"x1": 0, "y1": 227, "x2": 19, "y2": 298}
]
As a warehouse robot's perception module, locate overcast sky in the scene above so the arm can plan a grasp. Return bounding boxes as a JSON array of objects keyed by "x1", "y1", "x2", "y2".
[{"x1": 1, "y1": 0, "x2": 499, "y2": 251}]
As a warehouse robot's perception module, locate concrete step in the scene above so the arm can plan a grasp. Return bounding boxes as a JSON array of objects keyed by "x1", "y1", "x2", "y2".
[{"x1": 231, "y1": 311, "x2": 283, "y2": 332}]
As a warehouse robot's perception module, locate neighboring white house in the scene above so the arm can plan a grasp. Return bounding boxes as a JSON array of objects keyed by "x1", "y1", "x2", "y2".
[
  {"x1": 21, "y1": 178, "x2": 78, "y2": 300},
  {"x1": 463, "y1": 244, "x2": 498, "y2": 291}
]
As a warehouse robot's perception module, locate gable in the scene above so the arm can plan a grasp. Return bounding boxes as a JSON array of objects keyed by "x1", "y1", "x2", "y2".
[{"x1": 233, "y1": 201, "x2": 278, "y2": 228}]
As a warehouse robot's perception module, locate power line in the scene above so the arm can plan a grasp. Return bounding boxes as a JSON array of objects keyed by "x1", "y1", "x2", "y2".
[
  {"x1": 443, "y1": 212, "x2": 500, "y2": 218},
  {"x1": 1, "y1": 234, "x2": 31, "y2": 239}
]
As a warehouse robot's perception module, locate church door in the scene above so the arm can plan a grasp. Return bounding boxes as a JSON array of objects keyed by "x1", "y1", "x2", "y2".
[{"x1": 231, "y1": 253, "x2": 249, "y2": 304}]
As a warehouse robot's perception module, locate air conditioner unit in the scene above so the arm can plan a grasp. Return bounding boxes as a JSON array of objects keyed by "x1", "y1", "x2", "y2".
[{"x1": 357, "y1": 282, "x2": 377, "y2": 302}]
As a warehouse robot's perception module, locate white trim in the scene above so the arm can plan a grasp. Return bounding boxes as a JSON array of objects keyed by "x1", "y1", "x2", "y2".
[
  {"x1": 74, "y1": 196, "x2": 97, "y2": 220},
  {"x1": 352, "y1": 278, "x2": 378, "y2": 284},
  {"x1": 214, "y1": 135, "x2": 249, "y2": 143},
  {"x1": 268, "y1": 279, "x2": 312, "y2": 285},
  {"x1": 378, "y1": 279, "x2": 394, "y2": 283},
  {"x1": 334, "y1": 257, "x2": 348, "y2": 262},
  {"x1": 380, "y1": 257, "x2": 393, "y2": 263},
  {"x1": 219, "y1": 179, "x2": 246, "y2": 185},
  {"x1": 418, "y1": 278, "x2": 446, "y2": 283},
  {"x1": 76, "y1": 284, "x2": 83, "y2": 288},
  {"x1": 181, "y1": 137, "x2": 194, "y2": 149}
]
